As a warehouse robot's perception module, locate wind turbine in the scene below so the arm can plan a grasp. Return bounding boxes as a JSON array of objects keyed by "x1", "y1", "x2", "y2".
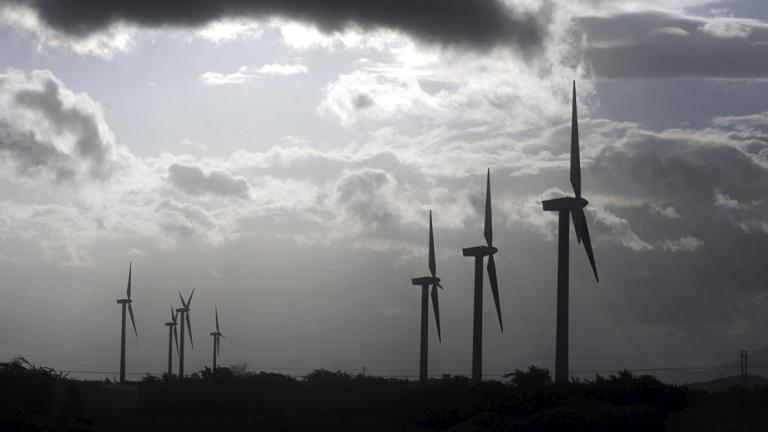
[
  {"x1": 164, "y1": 307, "x2": 180, "y2": 377},
  {"x1": 210, "y1": 306, "x2": 225, "y2": 371},
  {"x1": 410, "y1": 210, "x2": 443, "y2": 384},
  {"x1": 462, "y1": 169, "x2": 503, "y2": 383},
  {"x1": 116, "y1": 263, "x2": 137, "y2": 384},
  {"x1": 176, "y1": 289, "x2": 194, "y2": 378},
  {"x1": 542, "y1": 81, "x2": 599, "y2": 384}
]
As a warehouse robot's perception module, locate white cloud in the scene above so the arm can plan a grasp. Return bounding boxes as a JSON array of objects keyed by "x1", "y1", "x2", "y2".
[
  {"x1": 0, "y1": 68, "x2": 118, "y2": 183},
  {"x1": 649, "y1": 203, "x2": 681, "y2": 219},
  {"x1": 199, "y1": 67, "x2": 255, "y2": 85},
  {"x1": 197, "y1": 19, "x2": 263, "y2": 43},
  {"x1": 659, "y1": 236, "x2": 704, "y2": 252},
  {"x1": 275, "y1": 20, "x2": 397, "y2": 51},
  {"x1": 592, "y1": 204, "x2": 654, "y2": 251},
  {"x1": 257, "y1": 63, "x2": 308, "y2": 76},
  {"x1": 199, "y1": 63, "x2": 308, "y2": 85},
  {"x1": 180, "y1": 138, "x2": 208, "y2": 152},
  {"x1": 699, "y1": 18, "x2": 755, "y2": 39},
  {"x1": 167, "y1": 163, "x2": 251, "y2": 198},
  {"x1": 713, "y1": 191, "x2": 743, "y2": 210}
]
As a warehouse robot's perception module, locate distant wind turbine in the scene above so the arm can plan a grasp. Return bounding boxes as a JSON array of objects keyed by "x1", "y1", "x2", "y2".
[
  {"x1": 542, "y1": 81, "x2": 599, "y2": 384},
  {"x1": 210, "y1": 306, "x2": 225, "y2": 371},
  {"x1": 176, "y1": 289, "x2": 195, "y2": 378},
  {"x1": 116, "y1": 263, "x2": 137, "y2": 384},
  {"x1": 462, "y1": 170, "x2": 503, "y2": 383},
  {"x1": 410, "y1": 210, "x2": 443, "y2": 384},
  {"x1": 164, "y1": 306, "x2": 180, "y2": 377}
]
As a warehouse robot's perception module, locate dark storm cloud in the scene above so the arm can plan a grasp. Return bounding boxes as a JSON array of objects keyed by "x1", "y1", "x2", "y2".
[
  {"x1": 8, "y1": 0, "x2": 551, "y2": 53},
  {"x1": 167, "y1": 163, "x2": 250, "y2": 197},
  {"x1": 581, "y1": 12, "x2": 768, "y2": 78},
  {"x1": 593, "y1": 130, "x2": 768, "y2": 200},
  {"x1": 586, "y1": 119, "x2": 768, "y2": 326}
]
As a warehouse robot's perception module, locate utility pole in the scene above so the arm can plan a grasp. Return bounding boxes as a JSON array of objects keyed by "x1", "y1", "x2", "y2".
[
  {"x1": 744, "y1": 349, "x2": 749, "y2": 387},
  {"x1": 739, "y1": 349, "x2": 749, "y2": 387},
  {"x1": 740, "y1": 350, "x2": 744, "y2": 386}
]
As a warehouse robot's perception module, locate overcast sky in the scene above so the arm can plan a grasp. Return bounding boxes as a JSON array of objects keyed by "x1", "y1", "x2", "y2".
[{"x1": 0, "y1": 0, "x2": 767, "y2": 383}]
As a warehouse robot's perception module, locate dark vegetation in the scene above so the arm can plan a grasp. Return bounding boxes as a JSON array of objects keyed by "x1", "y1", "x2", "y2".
[{"x1": 1, "y1": 358, "x2": 767, "y2": 431}]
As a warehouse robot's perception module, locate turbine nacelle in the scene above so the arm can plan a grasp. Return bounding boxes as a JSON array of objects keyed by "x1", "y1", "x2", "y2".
[
  {"x1": 542, "y1": 196, "x2": 588, "y2": 212},
  {"x1": 411, "y1": 276, "x2": 441, "y2": 286},
  {"x1": 116, "y1": 298, "x2": 132, "y2": 304},
  {"x1": 461, "y1": 245, "x2": 498, "y2": 257}
]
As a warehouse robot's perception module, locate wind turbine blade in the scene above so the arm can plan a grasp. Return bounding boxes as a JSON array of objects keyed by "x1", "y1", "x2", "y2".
[
  {"x1": 126, "y1": 262, "x2": 132, "y2": 299},
  {"x1": 215, "y1": 306, "x2": 220, "y2": 333},
  {"x1": 570, "y1": 81, "x2": 581, "y2": 198},
  {"x1": 179, "y1": 292, "x2": 186, "y2": 308},
  {"x1": 128, "y1": 304, "x2": 137, "y2": 337},
  {"x1": 487, "y1": 254, "x2": 503, "y2": 332},
  {"x1": 431, "y1": 285, "x2": 442, "y2": 343},
  {"x1": 186, "y1": 313, "x2": 194, "y2": 348},
  {"x1": 484, "y1": 169, "x2": 493, "y2": 247},
  {"x1": 574, "y1": 207, "x2": 599, "y2": 282},
  {"x1": 187, "y1": 288, "x2": 195, "y2": 306},
  {"x1": 428, "y1": 210, "x2": 436, "y2": 278},
  {"x1": 171, "y1": 306, "x2": 176, "y2": 322},
  {"x1": 216, "y1": 337, "x2": 221, "y2": 357},
  {"x1": 173, "y1": 327, "x2": 180, "y2": 356},
  {"x1": 571, "y1": 211, "x2": 582, "y2": 244}
]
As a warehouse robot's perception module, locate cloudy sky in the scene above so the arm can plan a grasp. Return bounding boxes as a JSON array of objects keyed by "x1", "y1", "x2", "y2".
[{"x1": 0, "y1": 0, "x2": 767, "y2": 382}]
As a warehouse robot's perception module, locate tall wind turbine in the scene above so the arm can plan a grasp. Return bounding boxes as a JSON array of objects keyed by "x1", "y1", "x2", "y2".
[
  {"x1": 411, "y1": 210, "x2": 443, "y2": 384},
  {"x1": 542, "y1": 81, "x2": 599, "y2": 384},
  {"x1": 176, "y1": 289, "x2": 194, "y2": 378},
  {"x1": 164, "y1": 307, "x2": 180, "y2": 377},
  {"x1": 116, "y1": 263, "x2": 137, "y2": 384},
  {"x1": 210, "y1": 306, "x2": 225, "y2": 371},
  {"x1": 462, "y1": 170, "x2": 503, "y2": 383}
]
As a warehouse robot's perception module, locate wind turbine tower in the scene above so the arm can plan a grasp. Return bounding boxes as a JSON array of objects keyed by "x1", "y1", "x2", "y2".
[
  {"x1": 411, "y1": 210, "x2": 443, "y2": 384},
  {"x1": 164, "y1": 307, "x2": 179, "y2": 376},
  {"x1": 116, "y1": 263, "x2": 137, "y2": 383},
  {"x1": 210, "y1": 306, "x2": 225, "y2": 371},
  {"x1": 176, "y1": 289, "x2": 194, "y2": 378},
  {"x1": 542, "y1": 81, "x2": 599, "y2": 384},
  {"x1": 462, "y1": 170, "x2": 503, "y2": 383}
]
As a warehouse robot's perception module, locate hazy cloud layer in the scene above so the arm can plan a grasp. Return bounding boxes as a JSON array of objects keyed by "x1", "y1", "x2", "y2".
[
  {"x1": 6, "y1": 0, "x2": 552, "y2": 53},
  {"x1": 581, "y1": 11, "x2": 768, "y2": 78},
  {"x1": 2, "y1": 113, "x2": 768, "y2": 380}
]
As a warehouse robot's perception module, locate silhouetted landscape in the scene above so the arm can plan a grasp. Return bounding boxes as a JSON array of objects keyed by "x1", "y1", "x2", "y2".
[
  {"x1": 2, "y1": 0, "x2": 768, "y2": 431},
  {"x1": 1, "y1": 357, "x2": 767, "y2": 431}
]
